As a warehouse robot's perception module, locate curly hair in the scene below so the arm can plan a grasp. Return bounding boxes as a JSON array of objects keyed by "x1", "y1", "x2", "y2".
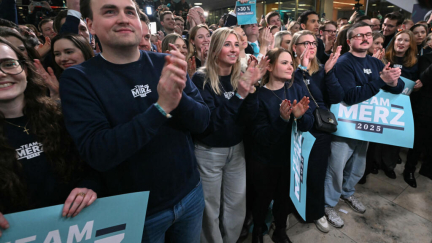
[{"x1": 0, "y1": 37, "x2": 83, "y2": 213}]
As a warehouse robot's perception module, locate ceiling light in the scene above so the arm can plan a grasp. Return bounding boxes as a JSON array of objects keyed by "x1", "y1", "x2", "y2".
[
  {"x1": 194, "y1": 3, "x2": 202, "y2": 5},
  {"x1": 204, "y1": 11, "x2": 208, "y2": 16},
  {"x1": 333, "y1": 1, "x2": 355, "y2": 5}
]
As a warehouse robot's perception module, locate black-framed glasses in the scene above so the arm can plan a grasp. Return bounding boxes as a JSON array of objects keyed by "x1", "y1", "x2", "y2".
[
  {"x1": 350, "y1": 32, "x2": 373, "y2": 40},
  {"x1": 297, "y1": 41, "x2": 318, "y2": 47},
  {"x1": 0, "y1": 59, "x2": 25, "y2": 75},
  {"x1": 324, "y1": 30, "x2": 337, "y2": 34}
]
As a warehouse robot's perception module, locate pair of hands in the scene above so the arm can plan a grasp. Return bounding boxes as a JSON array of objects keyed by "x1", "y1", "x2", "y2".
[
  {"x1": 380, "y1": 62, "x2": 401, "y2": 87},
  {"x1": 280, "y1": 97, "x2": 310, "y2": 121},
  {"x1": 299, "y1": 45, "x2": 342, "y2": 74},
  {"x1": 237, "y1": 56, "x2": 269, "y2": 98},
  {"x1": 373, "y1": 48, "x2": 385, "y2": 60},
  {"x1": 0, "y1": 188, "x2": 96, "y2": 237},
  {"x1": 186, "y1": 45, "x2": 209, "y2": 76},
  {"x1": 187, "y1": 9, "x2": 204, "y2": 28},
  {"x1": 258, "y1": 27, "x2": 274, "y2": 51}
]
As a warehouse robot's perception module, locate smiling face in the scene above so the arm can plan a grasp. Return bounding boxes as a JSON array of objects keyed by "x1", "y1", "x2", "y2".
[
  {"x1": 192, "y1": 27, "x2": 210, "y2": 51},
  {"x1": 368, "y1": 37, "x2": 384, "y2": 54},
  {"x1": 233, "y1": 27, "x2": 248, "y2": 50},
  {"x1": 53, "y1": 39, "x2": 86, "y2": 70},
  {"x1": 412, "y1": 26, "x2": 427, "y2": 45},
  {"x1": 268, "y1": 15, "x2": 281, "y2": 28},
  {"x1": 0, "y1": 43, "x2": 27, "y2": 103},
  {"x1": 293, "y1": 34, "x2": 316, "y2": 60},
  {"x1": 320, "y1": 23, "x2": 336, "y2": 41},
  {"x1": 382, "y1": 18, "x2": 398, "y2": 37},
  {"x1": 217, "y1": 33, "x2": 239, "y2": 67},
  {"x1": 269, "y1": 51, "x2": 293, "y2": 81},
  {"x1": 41, "y1": 20, "x2": 57, "y2": 40},
  {"x1": 173, "y1": 37, "x2": 188, "y2": 58},
  {"x1": 161, "y1": 13, "x2": 175, "y2": 31},
  {"x1": 86, "y1": 0, "x2": 142, "y2": 50},
  {"x1": 4, "y1": 36, "x2": 28, "y2": 57},
  {"x1": 394, "y1": 33, "x2": 410, "y2": 55}
]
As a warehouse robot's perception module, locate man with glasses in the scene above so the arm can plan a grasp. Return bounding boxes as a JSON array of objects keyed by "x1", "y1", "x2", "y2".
[
  {"x1": 371, "y1": 18, "x2": 381, "y2": 31},
  {"x1": 324, "y1": 22, "x2": 403, "y2": 228},
  {"x1": 319, "y1": 20, "x2": 337, "y2": 55},
  {"x1": 298, "y1": 10, "x2": 329, "y2": 64},
  {"x1": 382, "y1": 12, "x2": 403, "y2": 49}
]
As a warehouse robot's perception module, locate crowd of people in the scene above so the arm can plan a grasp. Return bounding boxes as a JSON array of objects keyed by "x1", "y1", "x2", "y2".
[{"x1": 0, "y1": 0, "x2": 431, "y2": 242}]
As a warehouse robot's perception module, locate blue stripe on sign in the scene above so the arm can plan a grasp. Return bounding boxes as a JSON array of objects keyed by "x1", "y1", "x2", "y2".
[
  {"x1": 391, "y1": 104, "x2": 404, "y2": 109},
  {"x1": 96, "y1": 224, "x2": 126, "y2": 237}
]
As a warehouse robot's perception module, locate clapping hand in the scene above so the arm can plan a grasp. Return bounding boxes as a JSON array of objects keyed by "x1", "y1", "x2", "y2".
[
  {"x1": 0, "y1": 212, "x2": 9, "y2": 238},
  {"x1": 280, "y1": 99, "x2": 293, "y2": 121},
  {"x1": 34, "y1": 59, "x2": 59, "y2": 100},
  {"x1": 324, "y1": 45, "x2": 341, "y2": 73},
  {"x1": 380, "y1": 63, "x2": 401, "y2": 87},
  {"x1": 291, "y1": 96, "x2": 310, "y2": 119},
  {"x1": 372, "y1": 48, "x2": 385, "y2": 60}
]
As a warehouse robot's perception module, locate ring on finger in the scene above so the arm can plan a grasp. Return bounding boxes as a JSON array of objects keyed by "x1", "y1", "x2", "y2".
[{"x1": 76, "y1": 192, "x2": 86, "y2": 198}]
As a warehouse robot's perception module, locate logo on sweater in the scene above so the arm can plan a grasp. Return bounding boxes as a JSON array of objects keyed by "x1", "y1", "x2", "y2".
[
  {"x1": 393, "y1": 64, "x2": 403, "y2": 69},
  {"x1": 16, "y1": 142, "x2": 43, "y2": 160},
  {"x1": 363, "y1": 69, "x2": 372, "y2": 75},
  {"x1": 131, "y1": 85, "x2": 152, "y2": 98},
  {"x1": 224, "y1": 91, "x2": 235, "y2": 100}
]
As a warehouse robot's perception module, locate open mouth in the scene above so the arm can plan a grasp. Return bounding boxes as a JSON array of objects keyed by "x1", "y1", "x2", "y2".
[{"x1": 0, "y1": 82, "x2": 14, "y2": 89}]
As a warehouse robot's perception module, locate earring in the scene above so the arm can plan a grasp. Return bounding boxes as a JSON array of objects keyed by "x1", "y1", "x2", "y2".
[{"x1": 294, "y1": 52, "x2": 297, "y2": 57}]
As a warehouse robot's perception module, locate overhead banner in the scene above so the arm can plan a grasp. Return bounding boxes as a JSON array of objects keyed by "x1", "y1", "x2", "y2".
[
  {"x1": 290, "y1": 120, "x2": 316, "y2": 221},
  {"x1": 330, "y1": 90, "x2": 414, "y2": 148},
  {"x1": 1, "y1": 191, "x2": 149, "y2": 243},
  {"x1": 400, "y1": 77, "x2": 416, "y2": 96},
  {"x1": 235, "y1": 0, "x2": 257, "y2": 25}
]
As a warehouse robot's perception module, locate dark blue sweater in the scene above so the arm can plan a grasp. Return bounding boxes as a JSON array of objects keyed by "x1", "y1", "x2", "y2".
[
  {"x1": 59, "y1": 51, "x2": 210, "y2": 216},
  {"x1": 192, "y1": 72, "x2": 258, "y2": 147},
  {"x1": 335, "y1": 52, "x2": 404, "y2": 106},
  {"x1": 392, "y1": 56, "x2": 419, "y2": 81},
  {"x1": 294, "y1": 65, "x2": 344, "y2": 111},
  {"x1": 250, "y1": 83, "x2": 314, "y2": 167}
]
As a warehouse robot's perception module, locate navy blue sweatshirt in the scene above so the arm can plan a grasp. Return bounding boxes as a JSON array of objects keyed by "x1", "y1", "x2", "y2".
[
  {"x1": 294, "y1": 65, "x2": 344, "y2": 111},
  {"x1": 250, "y1": 83, "x2": 314, "y2": 167},
  {"x1": 392, "y1": 56, "x2": 419, "y2": 81},
  {"x1": 59, "y1": 51, "x2": 210, "y2": 216},
  {"x1": 192, "y1": 71, "x2": 258, "y2": 147},
  {"x1": 335, "y1": 52, "x2": 404, "y2": 106}
]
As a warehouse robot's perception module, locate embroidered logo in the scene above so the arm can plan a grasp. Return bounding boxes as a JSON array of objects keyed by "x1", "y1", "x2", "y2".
[
  {"x1": 393, "y1": 64, "x2": 403, "y2": 69},
  {"x1": 131, "y1": 85, "x2": 152, "y2": 98},
  {"x1": 224, "y1": 91, "x2": 235, "y2": 100},
  {"x1": 305, "y1": 79, "x2": 310, "y2": 85},
  {"x1": 16, "y1": 142, "x2": 43, "y2": 160},
  {"x1": 363, "y1": 69, "x2": 372, "y2": 75}
]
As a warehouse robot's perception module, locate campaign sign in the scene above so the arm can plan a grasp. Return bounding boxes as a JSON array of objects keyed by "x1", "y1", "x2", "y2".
[
  {"x1": 400, "y1": 77, "x2": 416, "y2": 96},
  {"x1": 290, "y1": 120, "x2": 316, "y2": 221},
  {"x1": 330, "y1": 90, "x2": 414, "y2": 148},
  {"x1": 236, "y1": 1, "x2": 257, "y2": 25},
  {"x1": 1, "y1": 191, "x2": 149, "y2": 243}
]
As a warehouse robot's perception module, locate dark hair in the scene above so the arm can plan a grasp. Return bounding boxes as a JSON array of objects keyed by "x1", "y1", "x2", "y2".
[
  {"x1": 0, "y1": 37, "x2": 84, "y2": 213},
  {"x1": 265, "y1": 11, "x2": 280, "y2": 25},
  {"x1": 138, "y1": 10, "x2": 150, "y2": 25},
  {"x1": 53, "y1": 10, "x2": 69, "y2": 33},
  {"x1": 0, "y1": 18, "x2": 18, "y2": 29},
  {"x1": 175, "y1": 16, "x2": 185, "y2": 23},
  {"x1": 333, "y1": 24, "x2": 352, "y2": 55},
  {"x1": 354, "y1": 15, "x2": 371, "y2": 24},
  {"x1": 347, "y1": 21, "x2": 371, "y2": 39},
  {"x1": 80, "y1": 0, "x2": 140, "y2": 20},
  {"x1": 384, "y1": 12, "x2": 403, "y2": 26},
  {"x1": 0, "y1": 27, "x2": 41, "y2": 60},
  {"x1": 50, "y1": 34, "x2": 94, "y2": 76},
  {"x1": 261, "y1": 48, "x2": 293, "y2": 87},
  {"x1": 410, "y1": 23, "x2": 428, "y2": 34},
  {"x1": 269, "y1": 25, "x2": 279, "y2": 33},
  {"x1": 38, "y1": 18, "x2": 53, "y2": 33},
  {"x1": 337, "y1": 17, "x2": 348, "y2": 24},
  {"x1": 160, "y1": 11, "x2": 173, "y2": 22},
  {"x1": 297, "y1": 10, "x2": 318, "y2": 27}
]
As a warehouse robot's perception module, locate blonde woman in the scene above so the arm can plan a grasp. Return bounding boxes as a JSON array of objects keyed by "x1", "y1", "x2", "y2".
[
  {"x1": 289, "y1": 30, "x2": 344, "y2": 233},
  {"x1": 191, "y1": 27, "x2": 266, "y2": 243},
  {"x1": 274, "y1": 31, "x2": 292, "y2": 50}
]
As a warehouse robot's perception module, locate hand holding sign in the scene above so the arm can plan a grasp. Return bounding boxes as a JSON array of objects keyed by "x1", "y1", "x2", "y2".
[
  {"x1": 414, "y1": 79, "x2": 423, "y2": 90},
  {"x1": 0, "y1": 212, "x2": 9, "y2": 237},
  {"x1": 324, "y1": 45, "x2": 341, "y2": 73},
  {"x1": 292, "y1": 96, "x2": 310, "y2": 119},
  {"x1": 62, "y1": 188, "x2": 97, "y2": 218},
  {"x1": 280, "y1": 99, "x2": 293, "y2": 121}
]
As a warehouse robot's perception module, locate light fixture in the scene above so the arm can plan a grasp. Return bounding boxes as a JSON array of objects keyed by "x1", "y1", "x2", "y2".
[
  {"x1": 333, "y1": 1, "x2": 355, "y2": 5},
  {"x1": 204, "y1": 11, "x2": 208, "y2": 17},
  {"x1": 146, "y1": 6, "x2": 152, "y2": 15},
  {"x1": 387, "y1": 5, "x2": 394, "y2": 7},
  {"x1": 372, "y1": 4, "x2": 376, "y2": 6},
  {"x1": 194, "y1": 3, "x2": 202, "y2": 5}
]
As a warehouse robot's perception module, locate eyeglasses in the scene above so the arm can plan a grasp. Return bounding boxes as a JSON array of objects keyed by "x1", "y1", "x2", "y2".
[
  {"x1": 350, "y1": 32, "x2": 373, "y2": 40},
  {"x1": 0, "y1": 59, "x2": 25, "y2": 75},
  {"x1": 297, "y1": 41, "x2": 318, "y2": 47},
  {"x1": 323, "y1": 30, "x2": 337, "y2": 34}
]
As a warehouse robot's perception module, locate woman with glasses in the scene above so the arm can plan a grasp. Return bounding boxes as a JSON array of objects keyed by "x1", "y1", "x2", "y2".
[
  {"x1": 191, "y1": 28, "x2": 266, "y2": 243},
  {"x1": 0, "y1": 37, "x2": 100, "y2": 236},
  {"x1": 289, "y1": 30, "x2": 344, "y2": 233},
  {"x1": 410, "y1": 23, "x2": 432, "y2": 56},
  {"x1": 249, "y1": 48, "x2": 312, "y2": 242},
  {"x1": 274, "y1": 31, "x2": 292, "y2": 50}
]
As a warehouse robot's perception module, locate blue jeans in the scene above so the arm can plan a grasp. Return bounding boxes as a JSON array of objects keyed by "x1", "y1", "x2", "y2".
[
  {"x1": 142, "y1": 180, "x2": 205, "y2": 243},
  {"x1": 324, "y1": 136, "x2": 368, "y2": 208}
]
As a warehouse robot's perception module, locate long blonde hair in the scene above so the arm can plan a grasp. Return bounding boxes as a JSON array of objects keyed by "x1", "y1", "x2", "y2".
[
  {"x1": 187, "y1": 24, "x2": 209, "y2": 61},
  {"x1": 199, "y1": 28, "x2": 241, "y2": 95},
  {"x1": 289, "y1": 30, "x2": 320, "y2": 75}
]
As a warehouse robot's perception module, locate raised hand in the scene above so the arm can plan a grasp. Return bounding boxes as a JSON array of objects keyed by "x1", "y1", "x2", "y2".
[
  {"x1": 280, "y1": 99, "x2": 292, "y2": 121},
  {"x1": 34, "y1": 59, "x2": 60, "y2": 100},
  {"x1": 291, "y1": 96, "x2": 310, "y2": 118},
  {"x1": 324, "y1": 45, "x2": 341, "y2": 73},
  {"x1": 324, "y1": 35, "x2": 333, "y2": 53},
  {"x1": 0, "y1": 212, "x2": 9, "y2": 238},
  {"x1": 259, "y1": 27, "x2": 273, "y2": 54},
  {"x1": 300, "y1": 44, "x2": 311, "y2": 68},
  {"x1": 200, "y1": 45, "x2": 209, "y2": 63},
  {"x1": 373, "y1": 48, "x2": 384, "y2": 60},
  {"x1": 36, "y1": 36, "x2": 51, "y2": 57},
  {"x1": 157, "y1": 44, "x2": 188, "y2": 113},
  {"x1": 156, "y1": 40, "x2": 162, "y2": 53},
  {"x1": 66, "y1": 0, "x2": 80, "y2": 11},
  {"x1": 62, "y1": 188, "x2": 97, "y2": 217},
  {"x1": 187, "y1": 56, "x2": 197, "y2": 77},
  {"x1": 157, "y1": 31, "x2": 165, "y2": 41}
]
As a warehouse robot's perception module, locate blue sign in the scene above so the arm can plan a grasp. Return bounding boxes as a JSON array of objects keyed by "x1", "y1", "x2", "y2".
[
  {"x1": 330, "y1": 90, "x2": 414, "y2": 148},
  {"x1": 400, "y1": 77, "x2": 416, "y2": 96},
  {"x1": 1, "y1": 192, "x2": 149, "y2": 243},
  {"x1": 236, "y1": 1, "x2": 257, "y2": 25},
  {"x1": 290, "y1": 120, "x2": 316, "y2": 221}
]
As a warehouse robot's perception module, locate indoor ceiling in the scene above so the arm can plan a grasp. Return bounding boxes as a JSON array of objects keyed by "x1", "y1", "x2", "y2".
[{"x1": 192, "y1": 0, "x2": 239, "y2": 11}]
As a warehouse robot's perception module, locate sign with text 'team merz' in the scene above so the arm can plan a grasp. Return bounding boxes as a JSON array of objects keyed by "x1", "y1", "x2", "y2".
[
  {"x1": 330, "y1": 90, "x2": 414, "y2": 148},
  {"x1": 1, "y1": 192, "x2": 149, "y2": 243}
]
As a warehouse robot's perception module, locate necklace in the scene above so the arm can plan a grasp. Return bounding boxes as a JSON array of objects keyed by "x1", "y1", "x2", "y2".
[
  {"x1": 5, "y1": 120, "x2": 30, "y2": 135},
  {"x1": 267, "y1": 83, "x2": 286, "y2": 105}
]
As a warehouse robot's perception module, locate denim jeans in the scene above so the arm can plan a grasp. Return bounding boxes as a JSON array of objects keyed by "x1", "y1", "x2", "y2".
[
  {"x1": 324, "y1": 136, "x2": 368, "y2": 208},
  {"x1": 194, "y1": 141, "x2": 246, "y2": 243},
  {"x1": 142, "y1": 180, "x2": 205, "y2": 243}
]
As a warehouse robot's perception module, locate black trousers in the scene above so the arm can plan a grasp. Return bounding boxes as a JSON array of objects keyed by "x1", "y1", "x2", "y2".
[
  {"x1": 366, "y1": 143, "x2": 400, "y2": 172},
  {"x1": 251, "y1": 159, "x2": 293, "y2": 229},
  {"x1": 305, "y1": 130, "x2": 332, "y2": 222},
  {"x1": 406, "y1": 114, "x2": 432, "y2": 173}
]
